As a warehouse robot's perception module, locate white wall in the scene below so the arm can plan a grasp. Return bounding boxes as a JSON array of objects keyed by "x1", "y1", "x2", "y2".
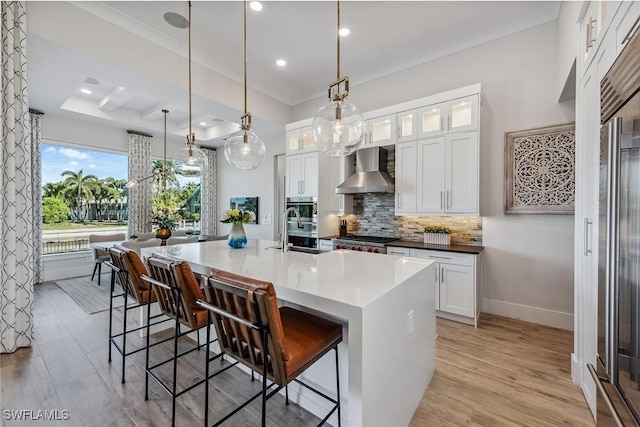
[
  {"x1": 216, "y1": 132, "x2": 285, "y2": 241},
  {"x1": 293, "y1": 21, "x2": 576, "y2": 330}
]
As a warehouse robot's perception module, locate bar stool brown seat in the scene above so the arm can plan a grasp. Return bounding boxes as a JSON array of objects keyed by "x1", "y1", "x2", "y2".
[
  {"x1": 198, "y1": 269, "x2": 343, "y2": 427},
  {"x1": 142, "y1": 254, "x2": 230, "y2": 427},
  {"x1": 104, "y1": 246, "x2": 173, "y2": 384}
]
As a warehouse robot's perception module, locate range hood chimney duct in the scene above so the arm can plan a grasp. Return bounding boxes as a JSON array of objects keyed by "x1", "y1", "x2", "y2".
[{"x1": 335, "y1": 147, "x2": 395, "y2": 194}]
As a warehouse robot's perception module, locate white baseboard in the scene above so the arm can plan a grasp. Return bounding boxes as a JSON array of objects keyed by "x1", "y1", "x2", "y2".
[
  {"x1": 571, "y1": 352, "x2": 581, "y2": 386},
  {"x1": 481, "y1": 298, "x2": 573, "y2": 331}
]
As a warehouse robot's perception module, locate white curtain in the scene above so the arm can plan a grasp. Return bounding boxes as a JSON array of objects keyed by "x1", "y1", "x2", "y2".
[
  {"x1": 127, "y1": 131, "x2": 152, "y2": 238},
  {"x1": 200, "y1": 147, "x2": 217, "y2": 235},
  {"x1": 1, "y1": 1, "x2": 36, "y2": 353}
]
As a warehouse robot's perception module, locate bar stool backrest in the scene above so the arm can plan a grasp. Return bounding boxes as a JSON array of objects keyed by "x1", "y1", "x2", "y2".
[
  {"x1": 204, "y1": 269, "x2": 289, "y2": 385},
  {"x1": 146, "y1": 254, "x2": 204, "y2": 330}
]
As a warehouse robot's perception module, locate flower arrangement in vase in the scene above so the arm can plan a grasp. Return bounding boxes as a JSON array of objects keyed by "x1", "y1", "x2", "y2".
[
  {"x1": 423, "y1": 226, "x2": 452, "y2": 245},
  {"x1": 219, "y1": 209, "x2": 256, "y2": 248},
  {"x1": 149, "y1": 209, "x2": 178, "y2": 239}
]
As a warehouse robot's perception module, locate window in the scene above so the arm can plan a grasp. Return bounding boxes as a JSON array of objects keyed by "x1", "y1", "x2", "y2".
[{"x1": 42, "y1": 142, "x2": 128, "y2": 254}]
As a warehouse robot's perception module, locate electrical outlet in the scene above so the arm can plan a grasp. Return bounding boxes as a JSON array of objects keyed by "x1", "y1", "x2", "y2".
[
  {"x1": 407, "y1": 310, "x2": 414, "y2": 335},
  {"x1": 263, "y1": 214, "x2": 272, "y2": 225}
]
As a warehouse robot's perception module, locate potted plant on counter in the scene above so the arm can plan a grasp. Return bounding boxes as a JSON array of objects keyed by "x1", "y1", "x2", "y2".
[
  {"x1": 424, "y1": 226, "x2": 452, "y2": 245},
  {"x1": 149, "y1": 209, "x2": 178, "y2": 239}
]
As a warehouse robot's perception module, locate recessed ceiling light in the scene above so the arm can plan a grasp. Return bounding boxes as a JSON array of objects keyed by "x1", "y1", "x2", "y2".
[
  {"x1": 339, "y1": 27, "x2": 350, "y2": 37},
  {"x1": 200, "y1": 122, "x2": 207, "y2": 126},
  {"x1": 164, "y1": 12, "x2": 189, "y2": 29},
  {"x1": 80, "y1": 88, "x2": 92, "y2": 95},
  {"x1": 276, "y1": 59, "x2": 286, "y2": 67},
  {"x1": 250, "y1": 1, "x2": 263, "y2": 11},
  {"x1": 84, "y1": 77, "x2": 100, "y2": 85}
]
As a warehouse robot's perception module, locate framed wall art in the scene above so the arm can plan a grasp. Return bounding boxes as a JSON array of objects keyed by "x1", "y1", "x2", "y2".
[
  {"x1": 230, "y1": 197, "x2": 258, "y2": 224},
  {"x1": 504, "y1": 123, "x2": 575, "y2": 214}
]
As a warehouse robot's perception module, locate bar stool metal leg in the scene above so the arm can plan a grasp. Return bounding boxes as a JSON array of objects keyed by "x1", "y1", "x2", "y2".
[{"x1": 108, "y1": 269, "x2": 115, "y2": 363}]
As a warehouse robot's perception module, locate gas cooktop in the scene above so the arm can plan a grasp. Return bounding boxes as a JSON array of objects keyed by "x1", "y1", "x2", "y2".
[{"x1": 334, "y1": 235, "x2": 397, "y2": 244}]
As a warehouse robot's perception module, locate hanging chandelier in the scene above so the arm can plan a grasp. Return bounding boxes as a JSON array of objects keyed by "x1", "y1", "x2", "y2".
[
  {"x1": 223, "y1": 0, "x2": 266, "y2": 170},
  {"x1": 173, "y1": 1, "x2": 208, "y2": 177},
  {"x1": 311, "y1": 0, "x2": 364, "y2": 157}
]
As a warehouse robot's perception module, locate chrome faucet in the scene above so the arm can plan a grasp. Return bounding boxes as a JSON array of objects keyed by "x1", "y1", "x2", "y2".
[{"x1": 282, "y1": 207, "x2": 303, "y2": 252}]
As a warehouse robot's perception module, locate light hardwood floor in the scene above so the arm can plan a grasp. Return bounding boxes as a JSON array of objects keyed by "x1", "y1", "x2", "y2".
[{"x1": 1, "y1": 282, "x2": 595, "y2": 426}]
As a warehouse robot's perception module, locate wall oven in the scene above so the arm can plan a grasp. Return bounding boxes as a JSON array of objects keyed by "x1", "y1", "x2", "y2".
[{"x1": 285, "y1": 197, "x2": 318, "y2": 249}]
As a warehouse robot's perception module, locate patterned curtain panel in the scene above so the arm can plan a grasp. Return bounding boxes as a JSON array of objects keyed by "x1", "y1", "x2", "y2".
[
  {"x1": 200, "y1": 147, "x2": 217, "y2": 235},
  {"x1": 1, "y1": 1, "x2": 35, "y2": 353},
  {"x1": 127, "y1": 131, "x2": 152, "y2": 237},
  {"x1": 30, "y1": 111, "x2": 43, "y2": 285}
]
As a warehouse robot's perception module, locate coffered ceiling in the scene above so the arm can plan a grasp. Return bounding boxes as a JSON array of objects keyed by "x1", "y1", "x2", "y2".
[{"x1": 27, "y1": 1, "x2": 561, "y2": 147}]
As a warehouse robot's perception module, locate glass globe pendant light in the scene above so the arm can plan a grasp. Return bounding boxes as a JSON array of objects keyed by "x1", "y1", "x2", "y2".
[
  {"x1": 224, "y1": 1, "x2": 266, "y2": 170},
  {"x1": 174, "y1": 1, "x2": 208, "y2": 177},
  {"x1": 312, "y1": 1, "x2": 364, "y2": 157}
]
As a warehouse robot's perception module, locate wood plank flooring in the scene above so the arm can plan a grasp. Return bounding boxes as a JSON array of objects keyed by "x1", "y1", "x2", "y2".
[{"x1": 1, "y1": 282, "x2": 595, "y2": 426}]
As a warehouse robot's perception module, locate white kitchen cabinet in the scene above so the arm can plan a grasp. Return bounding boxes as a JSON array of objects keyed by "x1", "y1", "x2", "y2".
[
  {"x1": 613, "y1": 1, "x2": 640, "y2": 54},
  {"x1": 286, "y1": 152, "x2": 319, "y2": 197},
  {"x1": 363, "y1": 114, "x2": 396, "y2": 148},
  {"x1": 386, "y1": 246, "x2": 410, "y2": 256},
  {"x1": 417, "y1": 95, "x2": 478, "y2": 139},
  {"x1": 286, "y1": 126, "x2": 316, "y2": 154},
  {"x1": 445, "y1": 132, "x2": 479, "y2": 213},
  {"x1": 397, "y1": 109, "x2": 418, "y2": 143},
  {"x1": 395, "y1": 141, "x2": 417, "y2": 214},
  {"x1": 327, "y1": 154, "x2": 354, "y2": 214},
  {"x1": 397, "y1": 132, "x2": 479, "y2": 215},
  {"x1": 409, "y1": 248, "x2": 479, "y2": 327}
]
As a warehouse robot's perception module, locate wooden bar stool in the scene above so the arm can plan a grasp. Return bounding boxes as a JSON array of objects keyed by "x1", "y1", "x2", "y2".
[
  {"x1": 198, "y1": 269, "x2": 343, "y2": 427},
  {"x1": 142, "y1": 255, "x2": 232, "y2": 427},
  {"x1": 104, "y1": 246, "x2": 173, "y2": 384}
]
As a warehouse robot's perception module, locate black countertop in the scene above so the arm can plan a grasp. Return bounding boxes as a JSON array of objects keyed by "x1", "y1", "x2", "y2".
[{"x1": 386, "y1": 240, "x2": 484, "y2": 254}]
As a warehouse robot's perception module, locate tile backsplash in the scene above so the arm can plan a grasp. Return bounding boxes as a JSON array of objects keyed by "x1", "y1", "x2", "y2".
[
  {"x1": 341, "y1": 195, "x2": 483, "y2": 245},
  {"x1": 339, "y1": 146, "x2": 483, "y2": 245}
]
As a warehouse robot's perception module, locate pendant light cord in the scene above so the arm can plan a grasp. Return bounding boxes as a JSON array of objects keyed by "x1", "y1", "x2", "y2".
[
  {"x1": 244, "y1": 1, "x2": 248, "y2": 115},
  {"x1": 188, "y1": 1, "x2": 193, "y2": 140},
  {"x1": 162, "y1": 109, "x2": 168, "y2": 191},
  {"x1": 336, "y1": 0, "x2": 340, "y2": 80}
]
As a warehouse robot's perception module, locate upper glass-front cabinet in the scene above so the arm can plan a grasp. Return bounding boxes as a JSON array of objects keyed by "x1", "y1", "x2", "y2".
[
  {"x1": 364, "y1": 114, "x2": 397, "y2": 147},
  {"x1": 417, "y1": 95, "x2": 478, "y2": 138},
  {"x1": 286, "y1": 127, "x2": 316, "y2": 153},
  {"x1": 397, "y1": 109, "x2": 418, "y2": 142}
]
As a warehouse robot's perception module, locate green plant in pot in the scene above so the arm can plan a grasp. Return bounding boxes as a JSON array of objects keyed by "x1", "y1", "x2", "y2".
[{"x1": 423, "y1": 226, "x2": 452, "y2": 245}]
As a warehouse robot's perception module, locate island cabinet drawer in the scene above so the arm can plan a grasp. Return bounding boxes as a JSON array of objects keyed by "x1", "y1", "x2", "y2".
[
  {"x1": 387, "y1": 247, "x2": 411, "y2": 256},
  {"x1": 408, "y1": 249, "x2": 475, "y2": 267}
]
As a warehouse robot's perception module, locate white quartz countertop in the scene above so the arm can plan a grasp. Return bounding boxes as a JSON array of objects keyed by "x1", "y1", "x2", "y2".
[{"x1": 142, "y1": 239, "x2": 432, "y2": 309}]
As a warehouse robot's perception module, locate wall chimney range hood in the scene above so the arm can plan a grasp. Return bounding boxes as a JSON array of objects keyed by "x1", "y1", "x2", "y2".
[{"x1": 336, "y1": 147, "x2": 395, "y2": 194}]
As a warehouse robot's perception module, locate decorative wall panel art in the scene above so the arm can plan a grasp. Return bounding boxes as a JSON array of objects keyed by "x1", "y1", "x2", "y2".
[{"x1": 504, "y1": 123, "x2": 575, "y2": 214}]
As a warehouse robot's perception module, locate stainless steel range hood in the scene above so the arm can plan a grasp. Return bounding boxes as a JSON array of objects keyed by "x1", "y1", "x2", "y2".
[{"x1": 336, "y1": 147, "x2": 395, "y2": 194}]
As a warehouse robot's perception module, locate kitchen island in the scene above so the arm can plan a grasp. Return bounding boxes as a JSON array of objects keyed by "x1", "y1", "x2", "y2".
[{"x1": 143, "y1": 239, "x2": 436, "y2": 426}]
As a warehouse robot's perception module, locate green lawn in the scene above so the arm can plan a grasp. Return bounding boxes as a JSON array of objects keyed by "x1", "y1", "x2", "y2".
[{"x1": 43, "y1": 221, "x2": 127, "y2": 231}]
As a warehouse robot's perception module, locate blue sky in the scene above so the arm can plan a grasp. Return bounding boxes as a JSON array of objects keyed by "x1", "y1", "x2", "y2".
[
  {"x1": 42, "y1": 142, "x2": 128, "y2": 185},
  {"x1": 41, "y1": 142, "x2": 199, "y2": 187}
]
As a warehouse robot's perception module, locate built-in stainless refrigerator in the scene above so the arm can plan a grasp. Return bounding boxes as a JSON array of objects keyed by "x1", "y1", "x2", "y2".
[{"x1": 591, "y1": 25, "x2": 640, "y2": 427}]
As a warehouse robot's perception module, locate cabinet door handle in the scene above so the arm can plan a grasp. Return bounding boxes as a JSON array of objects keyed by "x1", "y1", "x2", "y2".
[
  {"x1": 585, "y1": 18, "x2": 591, "y2": 52},
  {"x1": 440, "y1": 191, "x2": 443, "y2": 210},
  {"x1": 398, "y1": 125, "x2": 402, "y2": 137},
  {"x1": 441, "y1": 267, "x2": 445, "y2": 283},
  {"x1": 301, "y1": 180, "x2": 305, "y2": 194},
  {"x1": 446, "y1": 191, "x2": 451, "y2": 209},
  {"x1": 339, "y1": 195, "x2": 343, "y2": 210},
  {"x1": 584, "y1": 218, "x2": 593, "y2": 256},
  {"x1": 396, "y1": 192, "x2": 400, "y2": 209},
  {"x1": 435, "y1": 266, "x2": 439, "y2": 283}
]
